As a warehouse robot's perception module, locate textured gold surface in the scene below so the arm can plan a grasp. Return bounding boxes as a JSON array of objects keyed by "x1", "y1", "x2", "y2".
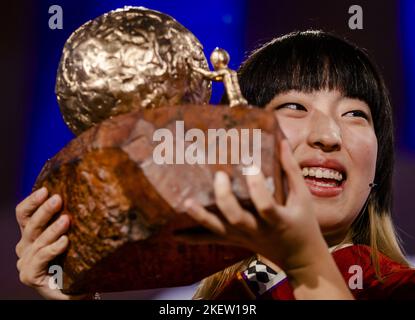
[{"x1": 56, "y1": 6, "x2": 211, "y2": 135}]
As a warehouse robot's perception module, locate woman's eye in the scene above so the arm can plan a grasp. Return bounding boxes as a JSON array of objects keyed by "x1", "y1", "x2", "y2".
[
  {"x1": 343, "y1": 110, "x2": 369, "y2": 120},
  {"x1": 275, "y1": 103, "x2": 307, "y2": 111}
]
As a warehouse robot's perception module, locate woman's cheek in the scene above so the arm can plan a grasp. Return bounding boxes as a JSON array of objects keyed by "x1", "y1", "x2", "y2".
[
  {"x1": 275, "y1": 116, "x2": 304, "y2": 146},
  {"x1": 343, "y1": 126, "x2": 378, "y2": 183}
]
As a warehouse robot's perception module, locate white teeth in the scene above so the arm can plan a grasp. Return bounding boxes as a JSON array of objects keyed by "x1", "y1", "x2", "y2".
[
  {"x1": 311, "y1": 180, "x2": 338, "y2": 187},
  {"x1": 301, "y1": 167, "x2": 344, "y2": 181}
]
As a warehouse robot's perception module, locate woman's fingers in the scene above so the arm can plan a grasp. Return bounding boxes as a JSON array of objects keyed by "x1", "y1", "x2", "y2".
[
  {"x1": 31, "y1": 215, "x2": 70, "y2": 254},
  {"x1": 22, "y1": 195, "x2": 62, "y2": 243},
  {"x1": 19, "y1": 235, "x2": 69, "y2": 288},
  {"x1": 184, "y1": 199, "x2": 227, "y2": 235},
  {"x1": 279, "y1": 139, "x2": 308, "y2": 195},
  {"x1": 35, "y1": 236, "x2": 69, "y2": 272},
  {"x1": 15, "y1": 187, "x2": 48, "y2": 233},
  {"x1": 214, "y1": 171, "x2": 258, "y2": 232},
  {"x1": 246, "y1": 169, "x2": 281, "y2": 225}
]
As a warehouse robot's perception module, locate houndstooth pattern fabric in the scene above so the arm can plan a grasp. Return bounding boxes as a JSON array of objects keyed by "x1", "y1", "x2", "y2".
[{"x1": 242, "y1": 259, "x2": 286, "y2": 296}]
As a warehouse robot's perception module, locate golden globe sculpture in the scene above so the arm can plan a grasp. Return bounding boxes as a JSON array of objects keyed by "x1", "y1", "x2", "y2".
[{"x1": 55, "y1": 6, "x2": 212, "y2": 135}]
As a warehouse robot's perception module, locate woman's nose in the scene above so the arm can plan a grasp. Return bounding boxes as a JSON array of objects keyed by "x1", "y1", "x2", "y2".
[{"x1": 307, "y1": 112, "x2": 342, "y2": 152}]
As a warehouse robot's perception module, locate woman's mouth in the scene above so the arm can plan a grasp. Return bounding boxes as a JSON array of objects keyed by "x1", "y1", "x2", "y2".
[{"x1": 301, "y1": 167, "x2": 346, "y2": 197}]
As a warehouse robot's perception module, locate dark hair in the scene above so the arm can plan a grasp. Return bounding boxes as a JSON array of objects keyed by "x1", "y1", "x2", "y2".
[
  {"x1": 228, "y1": 31, "x2": 394, "y2": 235},
  {"x1": 194, "y1": 31, "x2": 404, "y2": 298}
]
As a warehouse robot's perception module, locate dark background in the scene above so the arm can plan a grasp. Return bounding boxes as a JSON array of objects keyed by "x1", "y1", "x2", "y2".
[{"x1": 1, "y1": 0, "x2": 414, "y2": 299}]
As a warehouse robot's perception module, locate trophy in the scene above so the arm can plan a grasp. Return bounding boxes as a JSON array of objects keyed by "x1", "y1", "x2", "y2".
[{"x1": 34, "y1": 7, "x2": 285, "y2": 294}]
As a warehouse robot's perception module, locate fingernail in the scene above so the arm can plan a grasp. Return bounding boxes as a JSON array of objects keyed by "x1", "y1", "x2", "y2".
[
  {"x1": 58, "y1": 215, "x2": 68, "y2": 226},
  {"x1": 50, "y1": 195, "x2": 60, "y2": 206},
  {"x1": 184, "y1": 198, "x2": 193, "y2": 209},
  {"x1": 215, "y1": 171, "x2": 228, "y2": 183},
  {"x1": 244, "y1": 165, "x2": 260, "y2": 176},
  {"x1": 35, "y1": 187, "x2": 48, "y2": 199},
  {"x1": 58, "y1": 235, "x2": 67, "y2": 244}
]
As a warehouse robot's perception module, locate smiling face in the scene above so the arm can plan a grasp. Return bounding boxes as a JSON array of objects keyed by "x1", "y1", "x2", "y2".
[{"x1": 267, "y1": 89, "x2": 378, "y2": 245}]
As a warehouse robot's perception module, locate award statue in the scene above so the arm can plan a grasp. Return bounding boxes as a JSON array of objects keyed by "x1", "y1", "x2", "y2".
[{"x1": 34, "y1": 6, "x2": 285, "y2": 294}]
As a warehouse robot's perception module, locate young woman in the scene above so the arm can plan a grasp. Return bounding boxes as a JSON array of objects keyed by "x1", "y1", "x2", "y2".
[{"x1": 15, "y1": 30, "x2": 415, "y2": 299}]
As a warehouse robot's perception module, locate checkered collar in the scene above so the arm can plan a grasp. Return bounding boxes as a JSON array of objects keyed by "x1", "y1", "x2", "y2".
[
  {"x1": 241, "y1": 244, "x2": 354, "y2": 297},
  {"x1": 241, "y1": 259, "x2": 286, "y2": 297}
]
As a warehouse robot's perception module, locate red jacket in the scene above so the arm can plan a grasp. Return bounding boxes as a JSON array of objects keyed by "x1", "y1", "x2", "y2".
[{"x1": 215, "y1": 245, "x2": 415, "y2": 300}]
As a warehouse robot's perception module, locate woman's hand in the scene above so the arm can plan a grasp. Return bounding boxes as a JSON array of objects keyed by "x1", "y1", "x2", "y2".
[
  {"x1": 176, "y1": 139, "x2": 353, "y2": 299},
  {"x1": 176, "y1": 139, "x2": 325, "y2": 270},
  {"x1": 15, "y1": 188, "x2": 86, "y2": 300}
]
